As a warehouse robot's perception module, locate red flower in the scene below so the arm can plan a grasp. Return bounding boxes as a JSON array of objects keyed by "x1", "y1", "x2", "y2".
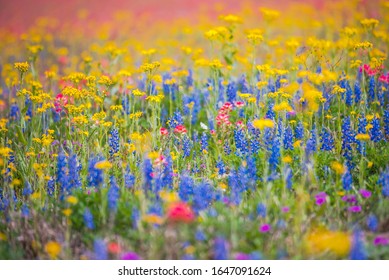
[
  {"x1": 108, "y1": 242, "x2": 121, "y2": 254},
  {"x1": 166, "y1": 202, "x2": 195, "y2": 223},
  {"x1": 234, "y1": 101, "x2": 245, "y2": 108},
  {"x1": 54, "y1": 93, "x2": 68, "y2": 113},
  {"x1": 174, "y1": 125, "x2": 187, "y2": 134},
  {"x1": 160, "y1": 127, "x2": 168, "y2": 135}
]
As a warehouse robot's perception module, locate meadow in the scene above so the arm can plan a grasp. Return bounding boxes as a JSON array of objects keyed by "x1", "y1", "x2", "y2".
[{"x1": 0, "y1": 0, "x2": 389, "y2": 260}]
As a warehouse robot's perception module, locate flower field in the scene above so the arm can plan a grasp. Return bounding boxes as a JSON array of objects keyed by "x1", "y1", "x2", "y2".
[{"x1": 1, "y1": 0, "x2": 389, "y2": 260}]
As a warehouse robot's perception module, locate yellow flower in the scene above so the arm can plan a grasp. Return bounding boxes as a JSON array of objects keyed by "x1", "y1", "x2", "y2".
[
  {"x1": 332, "y1": 85, "x2": 346, "y2": 95},
  {"x1": 282, "y1": 155, "x2": 292, "y2": 164},
  {"x1": 14, "y1": 62, "x2": 29, "y2": 73},
  {"x1": 62, "y1": 209, "x2": 72, "y2": 217},
  {"x1": 360, "y1": 18, "x2": 379, "y2": 29},
  {"x1": 0, "y1": 232, "x2": 7, "y2": 241},
  {"x1": 252, "y1": 118, "x2": 274, "y2": 130},
  {"x1": 66, "y1": 196, "x2": 78, "y2": 205},
  {"x1": 331, "y1": 161, "x2": 345, "y2": 175},
  {"x1": 94, "y1": 160, "x2": 112, "y2": 170},
  {"x1": 45, "y1": 241, "x2": 61, "y2": 259},
  {"x1": 305, "y1": 229, "x2": 351, "y2": 257},
  {"x1": 160, "y1": 190, "x2": 179, "y2": 203},
  {"x1": 110, "y1": 105, "x2": 123, "y2": 111},
  {"x1": 143, "y1": 214, "x2": 163, "y2": 225},
  {"x1": 259, "y1": 8, "x2": 280, "y2": 22},
  {"x1": 355, "y1": 134, "x2": 370, "y2": 141}
]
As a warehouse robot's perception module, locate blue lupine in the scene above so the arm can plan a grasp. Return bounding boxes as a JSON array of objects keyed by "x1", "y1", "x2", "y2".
[
  {"x1": 354, "y1": 81, "x2": 362, "y2": 104},
  {"x1": 84, "y1": 208, "x2": 95, "y2": 230},
  {"x1": 87, "y1": 157, "x2": 104, "y2": 188},
  {"x1": 143, "y1": 159, "x2": 153, "y2": 192},
  {"x1": 108, "y1": 176, "x2": 120, "y2": 212},
  {"x1": 182, "y1": 135, "x2": 192, "y2": 158},
  {"x1": 56, "y1": 151, "x2": 68, "y2": 193},
  {"x1": 283, "y1": 126, "x2": 294, "y2": 150},
  {"x1": 383, "y1": 109, "x2": 389, "y2": 137},
  {"x1": 47, "y1": 179, "x2": 55, "y2": 196},
  {"x1": 256, "y1": 203, "x2": 267, "y2": 218},
  {"x1": 250, "y1": 138, "x2": 260, "y2": 154},
  {"x1": 216, "y1": 158, "x2": 226, "y2": 175},
  {"x1": 378, "y1": 167, "x2": 389, "y2": 197},
  {"x1": 366, "y1": 214, "x2": 378, "y2": 232},
  {"x1": 9, "y1": 102, "x2": 20, "y2": 121},
  {"x1": 350, "y1": 229, "x2": 367, "y2": 260},
  {"x1": 21, "y1": 204, "x2": 29, "y2": 218},
  {"x1": 234, "y1": 129, "x2": 248, "y2": 156},
  {"x1": 108, "y1": 128, "x2": 120, "y2": 157},
  {"x1": 124, "y1": 167, "x2": 135, "y2": 188},
  {"x1": 357, "y1": 116, "x2": 367, "y2": 155},
  {"x1": 226, "y1": 82, "x2": 237, "y2": 103},
  {"x1": 342, "y1": 169, "x2": 353, "y2": 191},
  {"x1": 285, "y1": 166, "x2": 293, "y2": 190},
  {"x1": 295, "y1": 121, "x2": 304, "y2": 140},
  {"x1": 178, "y1": 174, "x2": 194, "y2": 202},
  {"x1": 68, "y1": 154, "x2": 81, "y2": 190},
  {"x1": 162, "y1": 155, "x2": 173, "y2": 189},
  {"x1": 200, "y1": 132, "x2": 208, "y2": 152},
  {"x1": 269, "y1": 136, "x2": 280, "y2": 171},
  {"x1": 370, "y1": 117, "x2": 382, "y2": 142},
  {"x1": 341, "y1": 117, "x2": 355, "y2": 170},
  {"x1": 193, "y1": 182, "x2": 214, "y2": 212},
  {"x1": 368, "y1": 76, "x2": 375, "y2": 104},
  {"x1": 213, "y1": 237, "x2": 229, "y2": 260},
  {"x1": 320, "y1": 128, "x2": 334, "y2": 151},
  {"x1": 195, "y1": 230, "x2": 206, "y2": 241},
  {"x1": 22, "y1": 182, "x2": 33, "y2": 196},
  {"x1": 94, "y1": 239, "x2": 108, "y2": 260},
  {"x1": 224, "y1": 142, "x2": 231, "y2": 155},
  {"x1": 306, "y1": 128, "x2": 317, "y2": 157}
]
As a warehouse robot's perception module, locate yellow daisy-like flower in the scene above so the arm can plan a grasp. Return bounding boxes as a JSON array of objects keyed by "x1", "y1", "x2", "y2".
[
  {"x1": 252, "y1": 118, "x2": 274, "y2": 130},
  {"x1": 45, "y1": 241, "x2": 62, "y2": 259},
  {"x1": 305, "y1": 229, "x2": 351, "y2": 257},
  {"x1": 94, "y1": 160, "x2": 113, "y2": 170}
]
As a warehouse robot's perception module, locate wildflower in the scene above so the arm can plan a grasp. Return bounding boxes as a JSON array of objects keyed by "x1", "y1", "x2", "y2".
[
  {"x1": 259, "y1": 224, "x2": 271, "y2": 233},
  {"x1": 213, "y1": 237, "x2": 229, "y2": 260},
  {"x1": 166, "y1": 201, "x2": 195, "y2": 223},
  {"x1": 108, "y1": 176, "x2": 120, "y2": 212},
  {"x1": 283, "y1": 126, "x2": 294, "y2": 150},
  {"x1": 342, "y1": 169, "x2": 353, "y2": 191},
  {"x1": 348, "y1": 205, "x2": 362, "y2": 213},
  {"x1": 315, "y1": 192, "x2": 327, "y2": 206},
  {"x1": 160, "y1": 127, "x2": 168, "y2": 135},
  {"x1": 374, "y1": 236, "x2": 388, "y2": 246},
  {"x1": 121, "y1": 252, "x2": 141, "y2": 260},
  {"x1": 94, "y1": 239, "x2": 108, "y2": 260},
  {"x1": 45, "y1": 241, "x2": 61, "y2": 259},
  {"x1": 350, "y1": 229, "x2": 367, "y2": 260},
  {"x1": 367, "y1": 214, "x2": 378, "y2": 232},
  {"x1": 252, "y1": 118, "x2": 274, "y2": 130},
  {"x1": 359, "y1": 189, "x2": 371, "y2": 198},
  {"x1": 370, "y1": 117, "x2": 383, "y2": 142},
  {"x1": 305, "y1": 229, "x2": 351, "y2": 257},
  {"x1": 108, "y1": 128, "x2": 120, "y2": 157},
  {"x1": 320, "y1": 128, "x2": 334, "y2": 151},
  {"x1": 174, "y1": 125, "x2": 187, "y2": 134},
  {"x1": 88, "y1": 157, "x2": 104, "y2": 187},
  {"x1": 14, "y1": 62, "x2": 29, "y2": 73},
  {"x1": 84, "y1": 208, "x2": 95, "y2": 230}
]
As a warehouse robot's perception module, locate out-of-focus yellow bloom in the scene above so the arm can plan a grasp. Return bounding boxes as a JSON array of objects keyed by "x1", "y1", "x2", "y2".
[
  {"x1": 45, "y1": 241, "x2": 61, "y2": 259},
  {"x1": 94, "y1": 160, "x2": 112, "y2": 170},
  {"x1": 331, "y1": 161, "x2": 345, "y2": 175},
  {"x1": 355, "y1": 134, "x2": 370, "y2": 141},
  {"x1": 252, "y1": 118, "x2": 274, "y2": 130},
  {"x1": 305, "y1": 229, "x2": 351, "y2": 257}
]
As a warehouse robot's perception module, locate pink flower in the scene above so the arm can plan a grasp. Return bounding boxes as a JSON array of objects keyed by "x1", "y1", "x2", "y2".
[
  {"x1": 54, "y1": 93, "x2": 68, "y2": 113},
  {"x1": 234, "y1": 101, "x2": 245, "y2": 108},
  {"x1": 259, "y1": 224, "x2": 271, "y2": 233},
  {"x1": 174, "y1": 125, "x2": 187, "y2": 134},
  {"x1": 166, "y1": 202, "x2": 195, "y2": 223},
  {"x1": 121, "y1": 251, "x2": 141, "y2": 260},
  {"x1": 281, "y1": 206, "x2": 290, "y2": 213},
  {"x1": 160, "y1": 127, "x2": 168, "y2": 135},
  {"x1": 348, "y1": 205, "x2": 362, "y2": 213},
  {"x1": 374, "y1": 236, "x2": 389, "y2": 246},
  {"x1": 315, "y1": 192, "x2": 327, "y2": 206},
  {"x1": 359, "y1": 189, "x2": 371, "y2": 199}
]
